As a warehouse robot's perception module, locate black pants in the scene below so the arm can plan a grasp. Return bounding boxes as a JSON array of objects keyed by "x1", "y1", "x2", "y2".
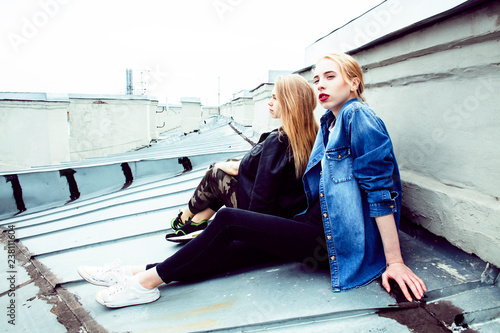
[{"x1": 147, "y1": 204, "x2": 326, "y2": 283}]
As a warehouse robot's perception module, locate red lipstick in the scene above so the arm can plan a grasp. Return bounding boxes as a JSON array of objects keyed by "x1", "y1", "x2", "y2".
[{"x1": 319, "y1": 93, "x2": 329, "y2": 102}]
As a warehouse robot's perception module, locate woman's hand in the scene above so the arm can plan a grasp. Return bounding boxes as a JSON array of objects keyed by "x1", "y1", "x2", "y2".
[
  {"x1": 212, "y1": 160, "x2": 240, "y2": 176},
  {"x1": 375, "y1": 214, "x2": 427, "y2": 302},
  {"x1": 381, "y1": 262, "x2": 427, "y2": 302}
]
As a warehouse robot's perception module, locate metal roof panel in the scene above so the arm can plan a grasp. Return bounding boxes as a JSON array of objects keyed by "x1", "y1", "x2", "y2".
[{"x1": 1, "y1": 119, "x2": 499, "y2": 333}]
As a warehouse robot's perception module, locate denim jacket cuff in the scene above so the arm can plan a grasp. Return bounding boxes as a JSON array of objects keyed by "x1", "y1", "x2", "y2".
[{"x1": 368, "y1": 190, "x2": 398, "y2": 217}]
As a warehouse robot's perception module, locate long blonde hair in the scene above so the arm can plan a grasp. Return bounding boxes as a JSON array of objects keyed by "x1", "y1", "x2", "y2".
[
  {"x1": 321, "y1": 52, "x2": 366, "y2": 102},
  {"x1": 275, "y1": 74, "x2": 319, "y2": 178}
]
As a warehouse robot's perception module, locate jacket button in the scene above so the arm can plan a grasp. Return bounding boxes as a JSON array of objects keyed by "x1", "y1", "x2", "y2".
[
  {"x1": 338, "y1": 154, "x2": 342, "y2": 159},
  {"x1": 323, "y1": 213, "x2": 328, "y2": 218},
  {"x1": 330, "y1": 256, "x2": 336, "y2": 261},
  {"x1": 389, "y1": 205, "x2": 395, "y2": 209},
  {"x1": 327, "y1": 235, "x2": 332, "y2": 240},
  {"x1": 320, "y1": 193, "x2": 324, "y2": 197},
  {"x1": 320, "y1": 171, "x2": 322, "y2": 176}
]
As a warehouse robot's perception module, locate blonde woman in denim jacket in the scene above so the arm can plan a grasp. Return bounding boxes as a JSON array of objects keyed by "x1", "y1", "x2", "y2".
[{"x1": 305, "y1": 52, "x2": 426, "y2": 301}]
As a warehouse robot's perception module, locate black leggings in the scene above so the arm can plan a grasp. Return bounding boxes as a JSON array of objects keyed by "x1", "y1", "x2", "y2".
[{"x1": 147, "y1": 205, "x2": 327, "y2": 283}]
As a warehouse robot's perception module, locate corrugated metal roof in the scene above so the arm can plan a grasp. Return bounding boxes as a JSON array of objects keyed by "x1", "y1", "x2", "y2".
[{"x1": 1, "y1": 117, "x2": 499, "y2": 333}]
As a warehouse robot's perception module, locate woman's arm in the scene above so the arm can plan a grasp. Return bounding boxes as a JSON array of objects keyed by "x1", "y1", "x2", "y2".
[
  {"x1": 213, "y1": 160, "x2": 241, "y2": 176},
  {"x1": 376, "y1": 214, "x2": 427, "y2": 302}
]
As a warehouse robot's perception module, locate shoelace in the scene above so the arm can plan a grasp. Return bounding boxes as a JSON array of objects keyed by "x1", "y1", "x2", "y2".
[
  {"x1": 106, "y1": 278, "x2": 130, "y2": 296},
  {"x1": 97, "y1": 260, "x2": 121, "y2": 273},
  {"x1": 94, "y1": 261, "x2": 123, "y2": 284}
]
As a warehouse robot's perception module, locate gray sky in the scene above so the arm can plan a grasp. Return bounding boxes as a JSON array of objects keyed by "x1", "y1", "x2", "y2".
[{"x1": 1, "y1": 0, "x2": 382, "y2": 105}]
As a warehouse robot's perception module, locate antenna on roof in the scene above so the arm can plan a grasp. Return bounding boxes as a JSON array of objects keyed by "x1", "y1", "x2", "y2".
[{"x1": 126, "y1": 68, "x2": 133, "y2": 95}]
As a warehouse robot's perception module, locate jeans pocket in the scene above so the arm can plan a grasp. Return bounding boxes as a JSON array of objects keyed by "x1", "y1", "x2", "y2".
[{"x1": 325, "y1": 147, "x2": 354, "y2": 183}]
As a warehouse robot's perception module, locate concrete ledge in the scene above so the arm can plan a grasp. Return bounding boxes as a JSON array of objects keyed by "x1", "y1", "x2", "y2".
[{"x1": 401, "y1": 170, "x2": 500, "y2": 268}]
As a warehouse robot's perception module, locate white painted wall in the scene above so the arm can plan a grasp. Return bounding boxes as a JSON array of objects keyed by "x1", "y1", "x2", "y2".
[
  {"x1": 0, "y1": 96, "x2": 70, "y2": 170},
  {"x1": 304, "y1": 0, "x2": 500, "y2": 266},
  {"x1": 251, "y1": 83, "x2": 281, "y2": 135},
  {"x1": 232, "y1": 97, "x2": 254, "y2": 127},
  {"x1": 202, "y1": 106, "x2": 219, "y2": 119},
  {"x1": 219, "y1": 101, "x2": 234, "y2": 119},
  {"x1": 305, "y1": 0, "x2": 470, "y2": 64},
  {"x1": 0, "y1": 94, "x2": 162, "y2": 170},
  {"x1": 163, "y1": 105, "x2": 182, "y2": 133},
  {"x1": 156, "y1": 104, "x2": 167, "y2": 133},
  {"x1": 68, "y1": 96, "x2": 153, "y2": 161},
  {"x1": 149, "y1": 100, "x2": 159, "y2": 141},
  {"x1": 180, "y1": 97, "x2": 201, "y2": 134}
]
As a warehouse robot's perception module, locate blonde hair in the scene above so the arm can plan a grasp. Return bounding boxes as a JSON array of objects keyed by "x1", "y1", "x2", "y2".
[
  {"x1": 320, "y1": 52, "x2": 366, "y2": 102},
  {"x1": 275, "y1": 74, "x2": 319, "y2": 178}
]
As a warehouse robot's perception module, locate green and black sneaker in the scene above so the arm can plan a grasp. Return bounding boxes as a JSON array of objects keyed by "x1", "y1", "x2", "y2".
[
  {"x1": 165, "y1": 218, "x2": 208, "y2": 243},
  {"x1": 170, "y1": 211, "x2": 184, "y2": 230}
]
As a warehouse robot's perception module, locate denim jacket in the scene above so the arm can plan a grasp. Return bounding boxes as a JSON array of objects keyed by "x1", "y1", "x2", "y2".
[{"x1": 302, "y1": 98, "x2": 402, "y2": 291}]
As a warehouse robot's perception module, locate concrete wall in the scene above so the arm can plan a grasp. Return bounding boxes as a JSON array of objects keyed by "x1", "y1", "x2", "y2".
[
  {"x1": 232, "y1": 97, "x2": 254, "y2": 127},
  {"x1": 0, "y1": 94, "x2": 70, "y2": 170},
  {"x1": 250, "y1": 83, "x2": 282, "y2": 135},
  {"x1": 219, "y1": 91, "x2": 255, "y2": 127},
  {"x1": 180, "y1": 97, "x2": 202, "y2": 134},
  {"x1": 304, "y1": 0, "x2": 500, "y2": 266},
  {"x1": 218, "y1": 83, "x2": 286, "y2": 135},
  {"x1": 1, "y1": 94, "x2": 163, "y2": 170},
  {"x1": 304, "y1": 0, "x2": 473, "y2": 64},
  {"x1": 202, "y1": 106, "x2": 219, "y2": 119},
  {"x1": 165, "y1": 105, "x2": 182, "y2": 133},
  {"x1": 68, "y1": 96, "x2": 153, "y2": 161},
  {"x1": 219, "y1": 101, "x2": 234, "y2": 119},
  {"x1": 155, "y1": 104, "x2": 167, "y2": 134},
  {"x1": 149, "y1": 100, "x2": 159, "y2": 141}
]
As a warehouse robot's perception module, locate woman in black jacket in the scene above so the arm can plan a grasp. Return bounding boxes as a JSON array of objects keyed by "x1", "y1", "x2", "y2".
[{"x1": 166, "y1": 74, "x2": 318, "y2": 242}]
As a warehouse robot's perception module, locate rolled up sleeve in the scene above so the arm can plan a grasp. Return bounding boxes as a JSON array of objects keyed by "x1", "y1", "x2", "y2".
[
  {"x1": 367, "y1": 189, "x2": 399, "y2": 217},
  {"x1": 348, "y1": 108, "x2": 399, "y2": 217}
]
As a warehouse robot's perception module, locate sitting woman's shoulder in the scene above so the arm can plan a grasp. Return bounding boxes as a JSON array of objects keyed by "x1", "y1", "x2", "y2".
[
  {"x1": 257, "y1": 129, "x2": 278, "y2": 143},
  {"x1": 259, "y1": 128, "x2": 286, "y2": 142},
  {"x1": 271, "y1": 129, "x2": 290, "y2": 144}
]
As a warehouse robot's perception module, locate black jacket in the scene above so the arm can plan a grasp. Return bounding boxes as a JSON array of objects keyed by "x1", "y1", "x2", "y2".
[{"x1": 237, "y1": 129, "x2": 307, "y2": 218}]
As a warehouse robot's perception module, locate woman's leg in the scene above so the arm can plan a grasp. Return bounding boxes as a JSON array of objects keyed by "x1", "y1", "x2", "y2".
[
  {"x1": 187, "y1": 167, "x2": 238, "y2": 214},
  {"x1": 191, "y1": 207, "x2": 217, "y2": 222},
  {"x1": 135, "y1": 268, "x2": 164, "y2": 289},
  {"x1": 153, "y1": 207, "x2": 325, "y2": 284},
  {"x1": 178, "y1": 167, "x2": 238, "y2": 224},
  {"x1": 93, "y1": 207, "x2": 325, "y2": 308}
]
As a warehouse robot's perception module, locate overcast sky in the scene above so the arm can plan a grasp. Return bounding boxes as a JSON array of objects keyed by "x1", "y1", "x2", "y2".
[{"x1": 1, "y1": 0, "x2": 382, "y2": 105}]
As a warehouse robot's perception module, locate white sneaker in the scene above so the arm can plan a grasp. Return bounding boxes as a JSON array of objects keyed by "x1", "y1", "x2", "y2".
[
  {"x1": 78, "y1": 262, "x2": 132, "y2": 287},
  {"x1": 95, "y1": 277, "x2": 160, "y2": 308}
]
